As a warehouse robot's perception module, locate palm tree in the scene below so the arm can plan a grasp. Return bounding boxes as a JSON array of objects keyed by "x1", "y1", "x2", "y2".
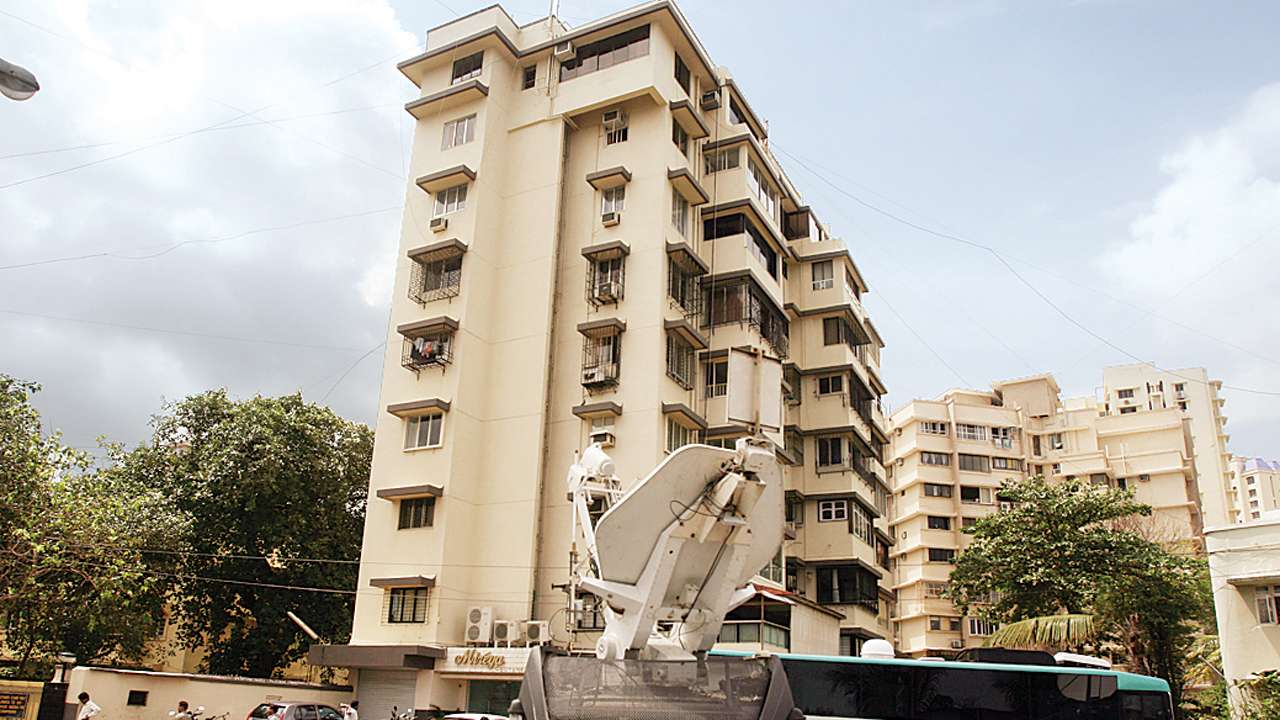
[{"x1": 985, "y1": 614, "x2": 1098, "y2": 650}]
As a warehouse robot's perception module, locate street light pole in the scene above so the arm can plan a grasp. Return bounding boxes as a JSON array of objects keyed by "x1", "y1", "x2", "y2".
[{"x1": 0, "y1": 57, "x2": 40, "y2": 101}]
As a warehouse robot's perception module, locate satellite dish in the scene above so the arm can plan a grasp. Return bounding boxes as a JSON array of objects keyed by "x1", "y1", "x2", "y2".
[{"x1": 0, "y1": 58, "x2": 40, "y2": 101}]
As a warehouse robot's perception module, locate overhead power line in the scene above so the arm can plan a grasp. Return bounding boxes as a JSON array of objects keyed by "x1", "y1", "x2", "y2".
[{"x1": 773, "y1": 144, "x2": 1280, "y2": 398}]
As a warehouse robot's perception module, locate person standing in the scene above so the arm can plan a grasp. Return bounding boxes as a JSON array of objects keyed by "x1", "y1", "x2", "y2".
[
  {"x1": 173, "y1": 701, "x2": 193, "y2": 720},
  {"x1": 341, "y1": 701, "x2": 358, "y2": 720},
  {"x1": 76, "y1": 693, "x2": 101, "y2": 720}
]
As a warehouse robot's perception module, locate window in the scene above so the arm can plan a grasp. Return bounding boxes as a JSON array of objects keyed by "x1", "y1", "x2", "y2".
[
  {"x1": 673, "y1": 53, "x2": 691, "y2": 94},
  {"x1": 127, "y1": 691, "x2": 148, "y2": 707},
  {"x1": 604, "y1": 111, "x2": 629, "y2": 144},
  {"x1": 1052, "y1": 463, "x2": 1062, "y2": 475},
  {"x1": 559, "y1": 25, "x2": 650, "y2": 81},
  {"x1": 958, "y1": 454, "x2": 990, "y2": 473},
  {"x1": 583, "y1": 334, "x2": 621, "y2": 383},
  {"x1": 960, "y1": 486, "x2": 993, "y2": 505},
  {"x1": 1120, "y1": 406, "x2": 1137, "y2": 414},
  {"x1": 811, "y1": 260, "x2": 834, "y2": 290},
  {"x1": 414, "y1": 255, "x2": 463, "y2": 303},
  {"x1": 668, "y1": 259, "x2": 700, "y2": 314},
  {"x1": 816, "y1": 565, "x2": 879, "y2": 608},
  {"x1": 602, "y1": 186, "x2": 625, "y2": 214},
  {"x1": 924, "y1": 483, "x2": 953, "y2": 498},
  {"x1": 920, "y1": 421, "x2": 948, "y2": 436},
  {"x1": 956, "y1": 424, "x2": 986, "y2": 441},
  {"x1": 921, "y1": 451, "x2": 951, "y2": 466},
  {"x1": 521, "y1": 65, "x2": 536, "y2": 90},
  {"x1": 672, "y1": 120, "x2": 689, "y2": 156},
  {"x1": 729, "y1": 98, "x2": 750, "y2": 128},
  {"x1": 818, "y1": 499, "x2": 848, "y2": 522},
  {"x1": 817, "y1": 374, "x2": 844, "y2": 396},
  {"x1": 441, "y1": 114, "x2": 476, "y2": 150},
  {"x1": 817, "y1": 436, "x2": 846, "y2": 469},
  {"x1": 1050, "y1": 433, "x2": 1064, "y2": 450},
  {"x1": 928, "y1": 548, "x2": 956, "y2": 563},
  {"x1": 404, "y1": 414, "x2": 444, "y2": 450},
  {"x1": 1174, "y1": 382, "x2": 1186, "y2": 391},
  {"x1": 745, "y1": 224, "x2": 778, "y2": 279},
  {"x1": 665, "y1": 334, "x2": 695, "y2": 389},
  {"x1": 387, "y1": 587, "x2": 429, "y2": 623},
  {"x1": 398, "y1": 497, "x2": 435, "y2": 529},
  {"x1": 1178, "y1": 401, "x2": 1188, "y2": 410},
  {"x1": 844, "y1": 270, "x2": 859, "y2": 301},
  {"x1": 671, "y1": 187, "x2": 689, "y2": 236},
  {"x1": 968, "y1": 617, "x2": 998, "y2": 636},
  {"x1": 433, "y1": 183, "x2": 468, "y2": 217},
  {"x1": 1032, "y1": 435, "x2": 1042, "y2": 456},
  {"x1": 451, "y1": 52, "x2": 482, "y2": 84},
  {"x1": 949, "y1": 617, "x2": 963, "y2": 632},
  {"x1": 666, "y1": 418, "x2": 696, "y2": 452},
  {"x1": 850, "y1": 502, "x2": 874, "y2": 546},
  {"x1": 925, "y1": 582, "x2": 949, "y2": 598},
  {"x1": 405, "y1": 332, "x2": 452, "y2": 369},
  {"x1": 786, "y1": 495, "x2": 804, "y2": 526},
  {"x1": 991, "y1": 427, "x2": 1015, "y2": 448},
  {"x1": 704, "y1": 360, "x2": 727, "y2": 398},
  {"x1": 927, "y1": 516, "x2": 951, "y2": 530},
  {"x1": 704, "y1": 147, "x2": 739, "y2": 174},
  {"x1": 929, "y1": 616, "x2": 943, "y2": 631},
  {"x1": 961, "y1": 516, "x2": 978, "y2": 529},
  {"x1": 991, "y1": 456, "x2": 1022, "y2": 471},
  {"x1": 746, "y1": 157, "x2": 779, "y2": 221},
  {"x1": 1117, "y1": 388, "x2": 1135, "y2": 399}
]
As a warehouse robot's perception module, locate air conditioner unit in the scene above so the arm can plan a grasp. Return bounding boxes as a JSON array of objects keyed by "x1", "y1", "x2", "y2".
[
  {"x1": 601, "y1": 109, "x2": 627, "y2": 132},
  {"x1": 430, "y1": 217, "x2": 448, "y2": 233},
  {"x1": 700, "y1": 89, "x2": 721, "y2": 111},
  {"x1": 593, "y1": 281, "x2": 619, "y2": 302},
  {"x1": 492, "y1": 620, "x2": 520, "y2": 647},
  {"x1": 588, "y1": 429, "x2": 616, "y2": 448},
  {"x1": 525, "y1": 620, "x2": 550, "y2": 646},
  {"x1": 1138, "y1": 474, "x2": 1151, "y2": 482},
  {"x1": 951, "y1": 640, "x2": 965, "y2": 649},
  {"x1": 601, "y1": 211, "x2": 621, "y2": 227},
  {"x1": 553, "y1": 41, "x2": 574, "y2": 61},
  {"x1": 465, "y1": 606, "x2": 493, "y2": 644},
  {"x1": 582, "y1": 366, "x2": 605, "y2": 384}
]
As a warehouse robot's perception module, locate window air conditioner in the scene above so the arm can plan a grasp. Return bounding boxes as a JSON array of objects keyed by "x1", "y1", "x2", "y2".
[
  {"x1": 492, "y1": 620, "x2": 520, "y2": 647},
  {"x1": 582, "y1": 366, "x2": 606, "y2": 384},
  {"x1": 601, "y1": 211, "x2": 621, "y2": 227},
  {"x1": 525, "y1": 620, "x2": 550, "y2": 646},
  {"x1": 553, "y1": 41, "x2": 574, "y2": 62},
  {"x1": 430, "y1": 217, "x2": 448, "y2": 233},
  {"x1": 588, "y1": 429, "x2": 616, "y2": 448},
  {"x1": 594, "y1": 281, "x2": 619, "y2": 302},
  {"x1": 700, "y1": 89, "x2": 721, "y2": 112},
  {"x1": 602, "y1": 109, "x2": 628, "y2": 132},
  {"x1": 951, "y1": 640, "x2": 965, "y2": 649},
  {"x1": 465, "y1": 606, "x2": 493, "y2": 644}
]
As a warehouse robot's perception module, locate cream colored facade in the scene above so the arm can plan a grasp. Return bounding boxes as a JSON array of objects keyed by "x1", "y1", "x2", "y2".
[
  {"x1": 888, "y1": 372, "x2": 1204, "y2": 657},
  {"x1": 1100, "y1": 363, "x2": 1232, "y2": 527},
  {"x1": 1205, "y1": 515, "x2": 1280, "y2": 718},
  {"x1": 1227, "y1": 456, "x2": 1280, "y2": 523},
  {"x1": 313, "y1": 1, "x2": 891, "y2": 715}
]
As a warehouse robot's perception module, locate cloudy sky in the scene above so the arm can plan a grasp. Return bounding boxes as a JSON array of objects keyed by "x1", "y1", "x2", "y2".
[{"x1": 3, "y1": 0, "x2": 1279, "y2": 459}]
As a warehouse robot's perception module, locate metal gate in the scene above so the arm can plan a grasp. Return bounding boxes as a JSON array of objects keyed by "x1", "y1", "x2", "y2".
[{"x1": 355, "y1": 671, "x2": 416, "y2": 720}]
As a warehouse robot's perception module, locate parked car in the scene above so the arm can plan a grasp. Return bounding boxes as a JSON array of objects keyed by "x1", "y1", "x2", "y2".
[
  {"x1": 247, "y1": 703, "x2": 344, "y2": 720},
  {"x1": 441, "y1": 715, "x2": 506, "y2": 720}
]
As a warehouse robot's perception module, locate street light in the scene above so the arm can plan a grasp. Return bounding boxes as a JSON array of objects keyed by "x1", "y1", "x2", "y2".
[
  {"x1": 0, "y1": 57, "x2": 40, "y2": 101},
  {"x1": 55, "y1": 652, "x2": 76, "y2": 683}
]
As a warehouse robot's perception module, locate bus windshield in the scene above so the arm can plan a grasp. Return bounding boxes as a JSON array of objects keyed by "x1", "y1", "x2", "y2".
[{"x1": 776, "y1": 656, "x2": 1173, "y2": 720}]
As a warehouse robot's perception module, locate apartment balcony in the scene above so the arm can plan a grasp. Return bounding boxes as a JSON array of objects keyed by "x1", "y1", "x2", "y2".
[
  {"x1": 578, "y1": 318, "x2": 626, "y2": 393},
  {"x1": 406, "y1": 238, "x2": 467, "y2": 305},
  {"x1": 397, "y1": 316, "x2": 459, "y2": 372},
  {"x1": 701, "y1": 277, "x2": 789, "y2": 359},
  {"x1": 699, "y1": 221, "x2": 786, "y2": 310}
]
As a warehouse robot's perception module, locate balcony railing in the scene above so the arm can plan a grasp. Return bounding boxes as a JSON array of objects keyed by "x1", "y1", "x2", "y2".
[
  {"x1": 401, "y1": 333, "x2": 452, "y2": 371},
  {"x1": 581, "y1": 361, "x2": 620, "y2": 390}
]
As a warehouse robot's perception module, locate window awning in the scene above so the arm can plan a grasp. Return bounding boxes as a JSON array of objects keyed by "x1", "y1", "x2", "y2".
[
  {"x1": 376, "y1": 484, "x2": 444, "y2": 500},
  {"x1": 585, "y1": 166, "x2": 631, "y2": 191},
  {"x1": 369, "y1": 575, "x2": 436, "y2": 588},
  {"x1": 571, "y1": 401, "x2": 622, "y2": 419},
  {"x1": 669, "y1": 99, "x2": 710, "y2": 139},
  {"x1": 404, "y1": 80, "x2": 489, "y2": 119},
  {"x1": 397, "y1": 316, "x2": 459, "y2": 338},
  {"x1": 581, "y1": 239, "x2": 630, "y2": 261},
  {"x1": 664, "y1": 318, "x2": 708, "y2": 350},
  {"x1": 666, "y1": 240, "x2": 709, "y2": 275},
  {"x1": 662, "y1": 402, "x2": 708, "y2": 430},
  {"x1": 577, "y1": 317, "x2": 626, "y2": 338},
  {"x1": 407, "y1": 238, "x2": 468, "y2": 264},
  {"x1": 415, "y1": 164, "x2": 476, "y2": 194},
  {"x1": 668, "y1": 167, "x2": 710, "y2": 205}
]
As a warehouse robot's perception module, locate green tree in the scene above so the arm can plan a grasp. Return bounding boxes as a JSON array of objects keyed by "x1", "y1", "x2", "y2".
[
  {"x1": 120, "y1": 390, "x2": 372, "y2": 677},
  {"x1": 0, "y1": 376, "x2": 173, "y2": 675},
  {"x1": 948, "y1": 477, "x2": 1151, "y2": 619}
]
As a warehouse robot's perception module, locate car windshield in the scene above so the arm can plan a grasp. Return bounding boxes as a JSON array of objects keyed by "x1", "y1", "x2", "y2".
[{"x1": 249, "y1": 705, "x2": 285, "y2": 719}]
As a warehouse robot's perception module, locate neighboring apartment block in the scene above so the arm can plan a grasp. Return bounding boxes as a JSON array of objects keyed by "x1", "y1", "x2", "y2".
[
  {"x1": 1228, "y1": 457, "x2": 1280, "y2": 522},
  {"x1": 310, "y1": 2, "x2": 891, "y2": 715},
  {"x1": 888, "y1": 371, "x2": 1206, "y2": 657}
]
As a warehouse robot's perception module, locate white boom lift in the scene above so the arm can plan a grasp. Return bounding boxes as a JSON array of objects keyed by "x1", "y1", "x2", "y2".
[{"x1": 566, "y1": 435, "x2": 786, "y2": 661}]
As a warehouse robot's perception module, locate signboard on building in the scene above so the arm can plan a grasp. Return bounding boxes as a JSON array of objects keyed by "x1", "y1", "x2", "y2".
[
  {"x1": 0, "y1": 691, "x2": 31, "y2": 720},
  {"x1": 438, "y1": 647, "x2": 531, "y2": 676}
]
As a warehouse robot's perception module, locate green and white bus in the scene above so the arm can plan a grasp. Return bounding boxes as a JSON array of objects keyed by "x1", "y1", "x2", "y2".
[{"x1": 721, "y1": 650, "x2": 1175, "y2": 719}]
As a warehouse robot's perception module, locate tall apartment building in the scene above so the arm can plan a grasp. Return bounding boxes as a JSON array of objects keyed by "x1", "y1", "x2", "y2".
[
  {"x1": 888, "y1": 373, "x2": 1204, "y2": 657},
  {"x1": 1100, "y1": 363, "x2": 1232, "y2": 527},
  {"x1": 1227, "y1": 457, "x2": 1280, "y2": 523},
  {"x1": 309, "y1": 2, "x2": 891, "y2": 715}
]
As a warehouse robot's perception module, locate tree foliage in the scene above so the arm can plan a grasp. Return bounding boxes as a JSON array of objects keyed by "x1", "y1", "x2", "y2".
[
  {"x1": 0, "y1": 376, "x2": 172, "y2": 675},
  {"x1": 986, "y1": 614, "x2": 1098, "y2": 650},
  {"x1": 118, "y1": 390, "x2": 372, "y2": 677}
]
